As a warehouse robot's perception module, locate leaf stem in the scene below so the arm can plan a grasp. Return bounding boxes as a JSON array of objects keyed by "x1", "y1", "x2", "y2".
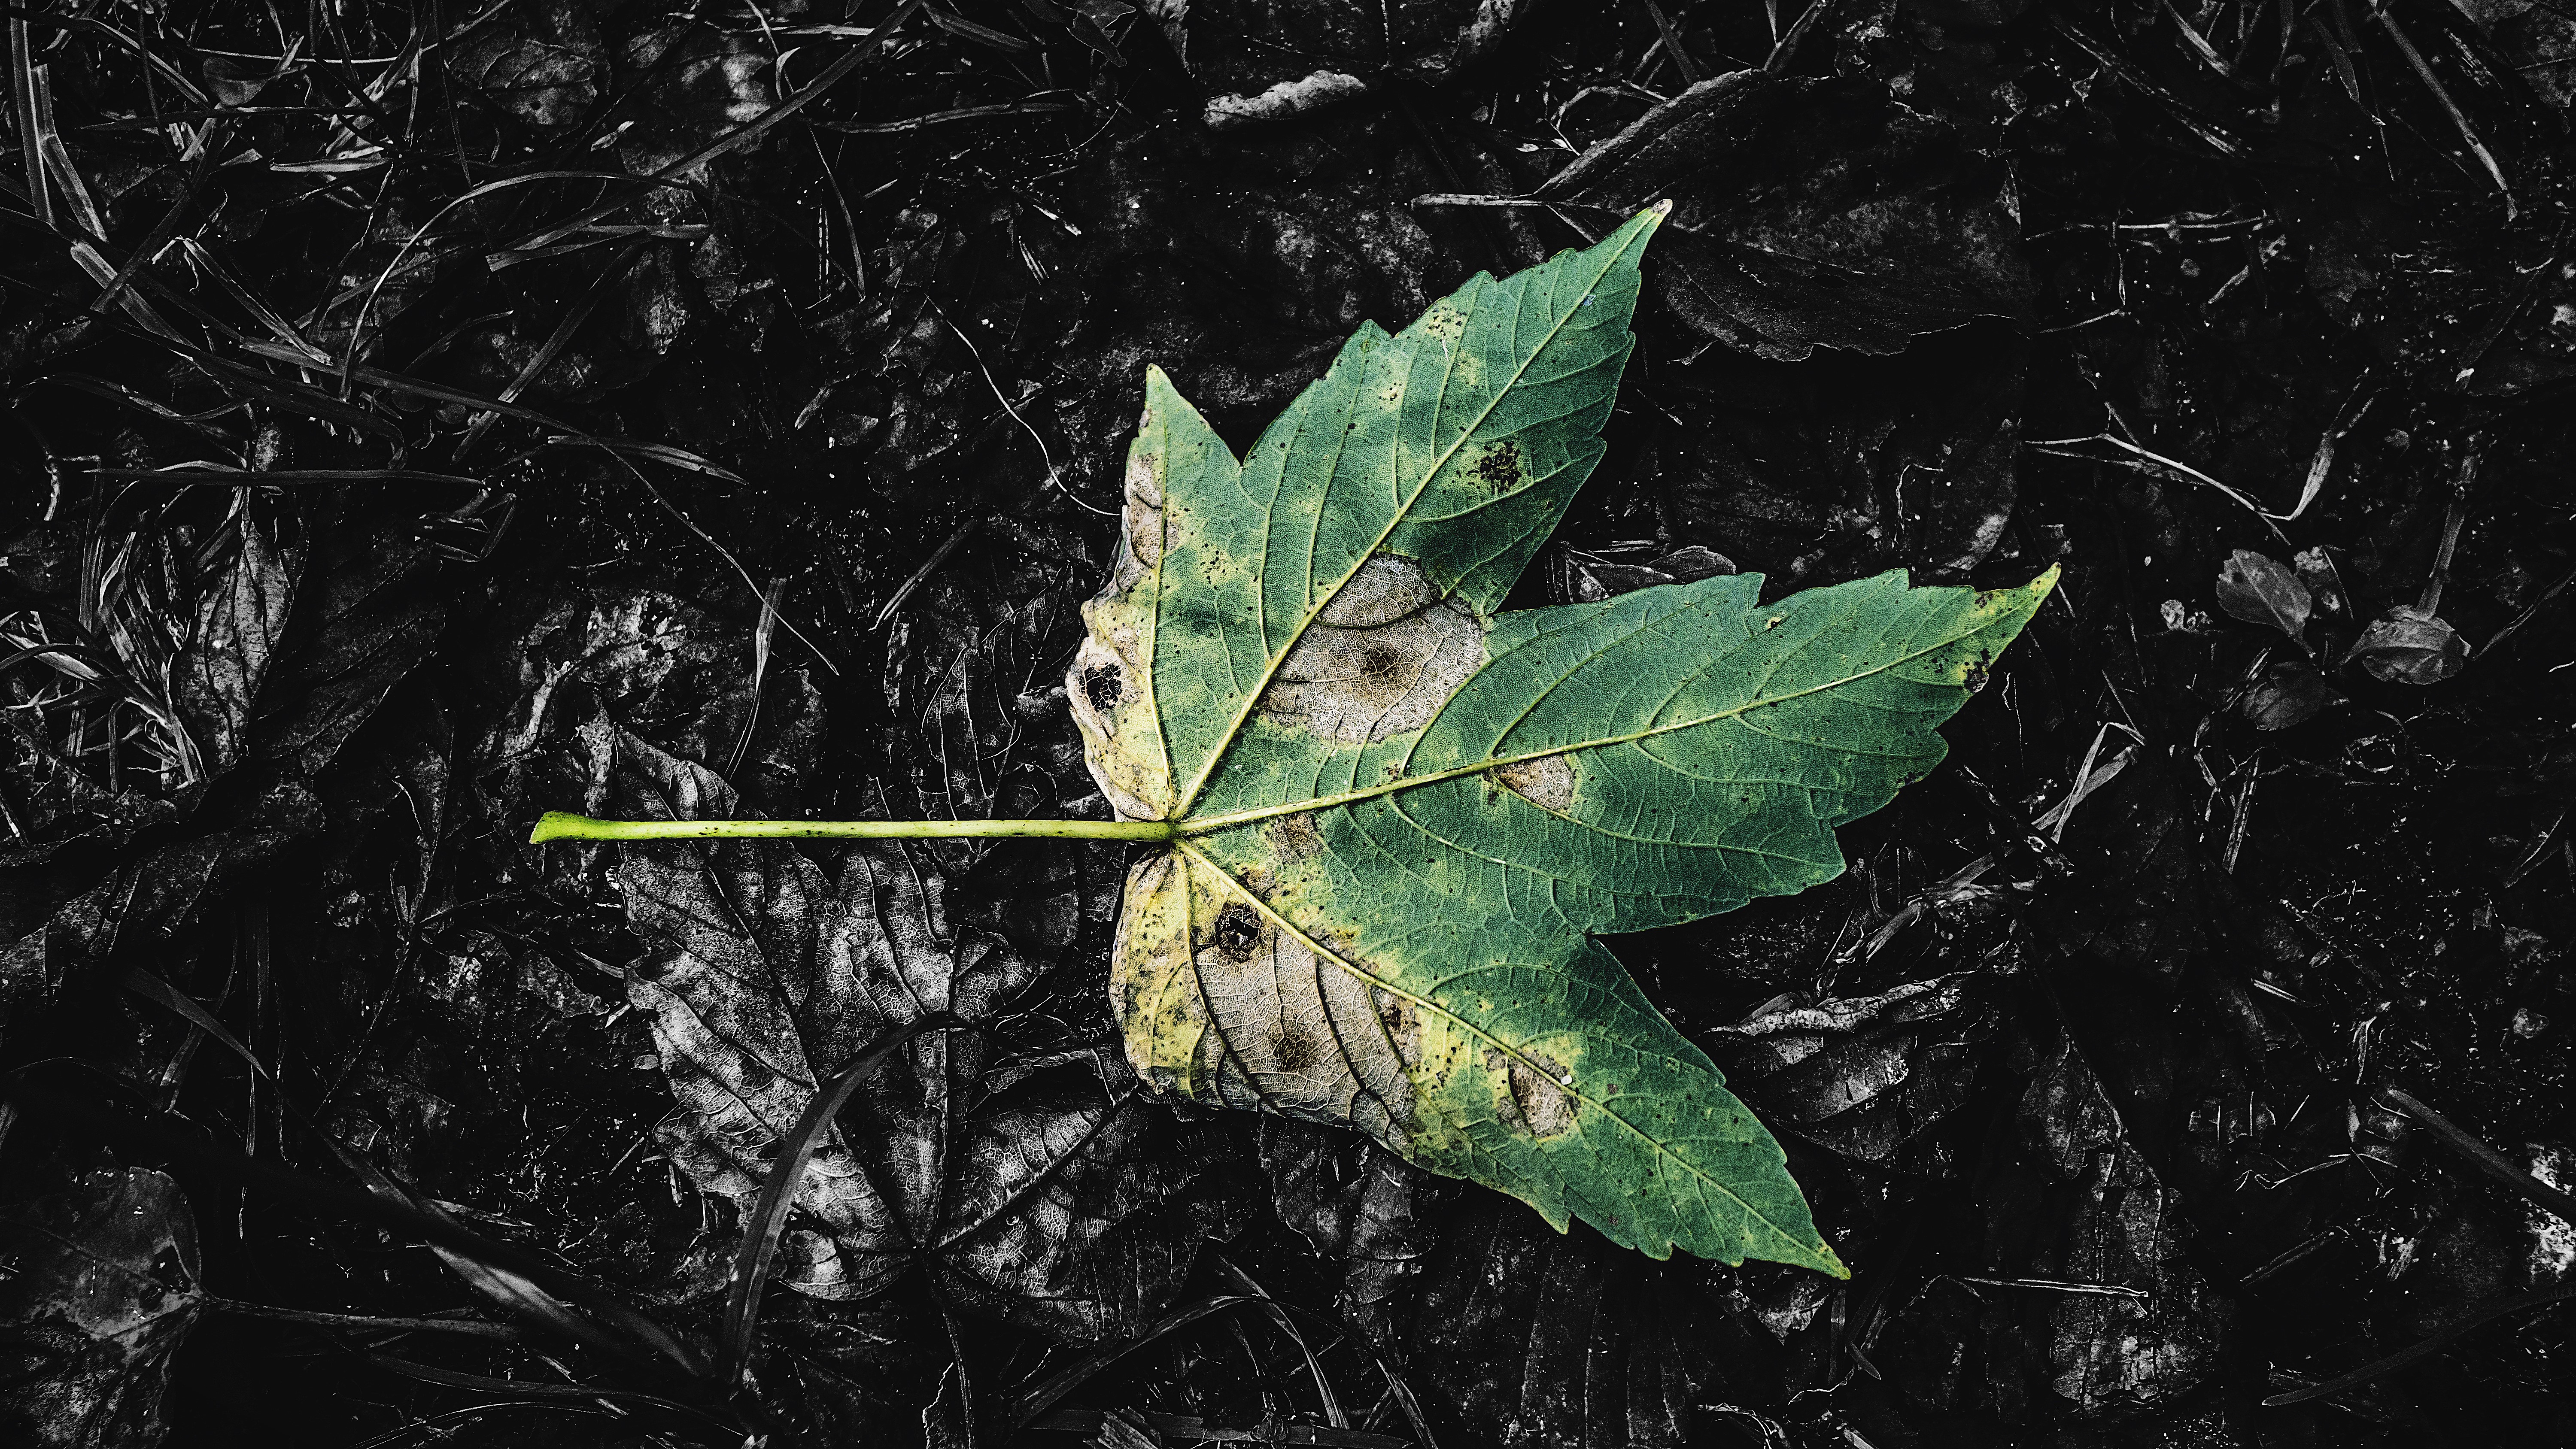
[{"x1": 529, "y1": 812, "x2": 1179, "y2": 844}]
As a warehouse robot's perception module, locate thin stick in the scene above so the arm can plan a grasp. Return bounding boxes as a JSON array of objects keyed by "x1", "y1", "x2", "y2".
[{"x1": 2373, "y1": 4, "x2": 2514, "y2": 219}]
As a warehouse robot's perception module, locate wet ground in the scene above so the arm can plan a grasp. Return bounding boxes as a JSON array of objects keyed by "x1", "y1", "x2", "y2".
[{"x1": 3, "y1": 0, "x2": 2574, "y2": 1444}]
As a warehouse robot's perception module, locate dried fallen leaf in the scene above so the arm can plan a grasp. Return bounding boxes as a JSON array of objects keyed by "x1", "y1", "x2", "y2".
[
  {"x1": 2215, "y1": 549, "x2": 2312, "y2": 644},
  {"x1": 1536, "y1": 72, "x2": 2024, "y2": 361},
  {"x1": 447, "y1": 0, "x2": 605, "y2": 131},
  {"x1": 0, "y1": 1164, "x2": 204, "y2": 1448},
  {"x1": 1148, "y1": 0, "x2": 1524, "y2": 129},
  {"x1": 611, "y1": 734, "x2": 1236, "y2": 1341},
  {"x1": 2352, "y1": 605, "x2": 2470, "y2": 685},
  {"x1": 2242, "y1": 657, "x2": 2341, "y2": 730},
  {"x1": 1707, "y1": 974, "x2": 1993, "y2": 1165}
]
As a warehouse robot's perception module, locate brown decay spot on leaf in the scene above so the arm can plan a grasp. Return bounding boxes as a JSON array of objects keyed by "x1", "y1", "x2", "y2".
[
  {"x1": 1485, "y1": 1046, "x2": 1580, "y2": 1138},
  {"x1": 1066, "y1": 416, "x2": 1172, "y2": 821},
  {"x1": 1376, "y1": 990, "x2": 1424, "y2": 1070},
  {"x1": 1124, "y1": 448, "x2": 1164, "y2": 567},
  {"x1": 1262, "y1": 556, "x2": 1480, "y2": 744},
  {"x1": 1211, "y1": 902, "x2": 1263, "y2": 961},
  {"x1": 1267, "y1": 810, "x2": 1324, "y2": 859},
  {"x1": 1273, "y1": 1021, "x2": 1325, "y2": 1070},
  {"x1": 1491, "y1": 752, "x2": 1577, "y2": 812}
]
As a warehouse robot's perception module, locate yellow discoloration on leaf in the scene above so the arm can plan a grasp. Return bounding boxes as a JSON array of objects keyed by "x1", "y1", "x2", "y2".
[
  {"x1": 1062, "y1": 208, "x2": 2047, "y2": 1279},
  {"x1": 1112, "y1": 852, "x2": 1207, "y2": 1097}
]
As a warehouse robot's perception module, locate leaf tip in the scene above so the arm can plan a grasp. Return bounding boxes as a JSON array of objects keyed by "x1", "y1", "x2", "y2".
[
  {"x1": 1646, "y1": 197, "x2": 1674, "y2": 219},
  {"x1": 1979, "y1": 564, "x2": 2060, "y2": 621},
  {"x1": 1815, "y1": 1241, "x2": 1852, "y2": 1280}
]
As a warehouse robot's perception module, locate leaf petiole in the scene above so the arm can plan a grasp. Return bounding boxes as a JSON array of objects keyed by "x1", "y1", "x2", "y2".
[{"x1": 530, "y1": 812, "x2": 1181, "y2": 844}]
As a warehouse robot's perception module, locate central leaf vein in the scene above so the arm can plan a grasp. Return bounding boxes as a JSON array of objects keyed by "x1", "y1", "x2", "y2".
[{"x1": 1180, "y1": 614, "x2": 2000, "y2": 837}]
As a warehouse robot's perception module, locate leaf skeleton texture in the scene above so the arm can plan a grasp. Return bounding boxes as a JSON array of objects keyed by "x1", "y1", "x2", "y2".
[
  {"x1": 610, "y1": 734, "x2": 1223, "y2": 1340},
  {"x1": 1070, "y1": 205, "x2": 2055, "y2": 1275}
]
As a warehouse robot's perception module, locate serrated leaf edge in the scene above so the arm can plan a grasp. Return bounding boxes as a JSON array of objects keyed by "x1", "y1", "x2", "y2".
[{"x1": 1174, "y1": 836, "x2": 1845, "y2": 1274}]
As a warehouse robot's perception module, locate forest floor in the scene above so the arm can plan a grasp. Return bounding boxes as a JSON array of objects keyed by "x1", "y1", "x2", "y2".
[{"x1": 4, "y1": 0, "x2": 2575, "y2": 1445}]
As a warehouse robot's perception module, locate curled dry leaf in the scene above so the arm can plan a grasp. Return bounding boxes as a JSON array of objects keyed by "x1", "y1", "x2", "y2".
[
  {"x1": 2352, "y1": 604, "x2": 2470, "y2": 685},
  {"x1": 611, "y1": 734, "x2": 1232, "y2": 1341},
  {"x1": 1536, "y1": 72, "x2": 2026, "y2": 361},
  {"x1": 1070, "y1": 209, "x2": 2053, "y2": 1273},
  {"x1": 1146, "y1": 0, "x2": 1525, "y2": 130},
  {"x1": 1706, "y1": 973, "x2": 1993, "y2": 1165},
  {"x1": 2214, "y1": 549, "x2": 2312, "y2": 644},
  {"x1": 2009, "y1": 1030, "x2": 2226, "y2": 1416}
]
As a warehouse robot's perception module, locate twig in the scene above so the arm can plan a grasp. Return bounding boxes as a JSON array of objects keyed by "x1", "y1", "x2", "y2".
[
  {"x1": 2378, "y1": 1086, "x2": 2576, "y2": 1223},
  {"x1": 2373, "y1": 3, "x2": 2515, "y2": 218},
  {"x1": 2263, "y1": 1282, "x2": 2576, "y2": 1405},
  {"x1": 2418, "y1": 442, "x2": 2476, "y2": 616},
  {"x1": 874, "y1": 516, "x2": 984, "y2": 628},
  {"x1": 2029, "y1": 431, "x2": 2290, "y2": 542},
  {"x1": 1634, "y1": 0, "x2": 1701, "y2": 85}
]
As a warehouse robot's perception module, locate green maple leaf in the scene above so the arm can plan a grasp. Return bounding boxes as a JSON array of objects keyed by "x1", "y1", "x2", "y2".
[{"x1": 538, "y1": 205, "x2": 2055, "y2": 1275}]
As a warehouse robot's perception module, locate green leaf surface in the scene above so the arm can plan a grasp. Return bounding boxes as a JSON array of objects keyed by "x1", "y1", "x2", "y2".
[{"x1": 1071, "y1": 206, "x2": 2055, "y2": 1274}]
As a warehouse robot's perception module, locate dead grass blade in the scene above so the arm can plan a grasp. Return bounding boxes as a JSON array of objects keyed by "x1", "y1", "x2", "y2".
[
  {"x1": 94, "y1": 467, "x2": 488, "y2": 489},
  {"x1": 2379, "y1": 1086, "x2": 2576, "y2": 1223},
  {"x1": 719, "y1": 1015, "x2": 955, "y2": 1387},
  {"x1": 204, "y1": 1297, "x2": 527, "y2": 1343},
  {"x1": 3, "y1": 1079, "x2": 712, "y2": 1382},
  {"x1": 366, "y1": 1354, "x2": 745, "y2": 1437},
  {"x1": 120, "y1": 967, "x2": 269, "y2": 1080},
  {"x1": 1011, "y1": 1294, "x2": 1259, "y2": 1426},
  {"x1": 2263, "y1": 1282, "x2": 2576, "y2": 1405},
  {"x1": 2370, "y1": 5, "x2": 2514, "y2": 218},
  {"x1": 1208, "y1": 1253, "x2": 1349, "y2": 1428}
]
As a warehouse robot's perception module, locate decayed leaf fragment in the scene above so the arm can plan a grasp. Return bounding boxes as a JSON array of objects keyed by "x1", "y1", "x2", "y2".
[
  {"x1": 611, "y1": 734, "x2": 1229, "y2": 1340},
  {"x1": 0, "y1": 1165, "x2": 204, "y2": 1447},
  {"x1": 1069, "y1": 206, "x2": 2057, "y2": 1274}
]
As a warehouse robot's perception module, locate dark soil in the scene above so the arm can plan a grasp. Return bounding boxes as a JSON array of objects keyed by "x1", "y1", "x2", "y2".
[{"x1": 4, "y1": 0, "x2": 2574, "y2": 1445}]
